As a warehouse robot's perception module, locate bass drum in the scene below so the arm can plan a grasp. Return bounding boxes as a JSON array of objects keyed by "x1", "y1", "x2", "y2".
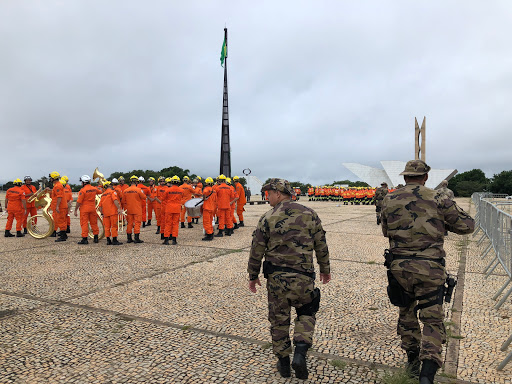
[
  {"x1": 27, "y1": 214, "x2": 55, "y2": 239},
  {"x1": 184, "y1": 198, "x2": 203, "y2": 218},
  {"x1": 88, "y1": 214, "x2": 105, "y2": 240}
]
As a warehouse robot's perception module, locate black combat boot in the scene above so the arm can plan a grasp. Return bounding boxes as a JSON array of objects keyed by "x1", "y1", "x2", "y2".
[
  {"x1": 106, "y1": 237, "x2": 112, "y2": 245},
  {"x1": 93, "y1": 234, "x2": 99, "y2": 243},
  {"x1": 376, "y1": 217, "x2": 381, "y2": 225},
  {"x1": 180, "y1": 222, "x2": 185, "y2": 228},
  {"x1": 77, "y1": 237, "x2": 89, "y2": 245},
  {"x1": 50, "y1": 231, "x2": 57, "y2": 237},
  {"x1": 142, "y1": 221, "x2": 146, "y2": 228},
  {"x1": 225, "y1": 228, "x2": 232, "y2": 236},
  {"x1": 127, "y1": 234, "x2": 133, "y2": 243},
  {"x1": 201, "y1": 233, "x2": 213, "y2": 241},
  {"x1": 112, "y1": 237, "x2": 123, "y2": 245},
  {"x1": 66, "y1": 225, "x2": 71, "y2": 233},
  {"x1": 406, "y1": 349, "x2": 420, "y2": 378},
  {"x1": 16, "y1": 231, "x2": 25, "y2": 237},
  {"x1": 188, "y1": 222, "x2": 193, "y2": 228},
  {"x1": 4, "y1": 230, "x2": 15, "y2": 237},
  {"x1": 276, "y1": 356, "x2": 291, "y2": 378},
  {"x1": 162, "y1": 237, "x2": 170, "y2": 245},
  {"x1": 233, "y1": 222, "x2": 239, "y2": 230},
  {"x1": 24, "y1": 228, "x2": 28, "y2": 234},
  {"x1": 214, "y1": 229, "x2": 223, "y2": 237},
  {"x1": 171, "y1": 237, "x2": 177, "y2": 245},
  {"x1": 155, "y1": 226, "x2": 160, "y2": 234},
  {"x1": 55, "y1": 231, "x2": 67, "y2": 242},
  {"x1": 146, "y1": 220, "x2": 151, "y2": 226},
  {"x1": 239, "y1": 221, "x2": 244, "y2": 227},
  {"x1": 161, "y1": 233, "x2": 164, "y2": 240},
  {"x1": 134, "y1": 233, "x2": 144, "y2": 243},
  {"x1": 292, "y1": 343, "x2": 310, "y2": 380},
  {"x1": 419, "y1": 360, "x2": 439, "y2": 384}
]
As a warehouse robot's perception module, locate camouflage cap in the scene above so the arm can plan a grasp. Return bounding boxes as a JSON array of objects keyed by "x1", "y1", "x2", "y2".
[
  {"x1": 261, "y1": 178, "x2": 295, "y2": 196},
  {"x1": 400, "y1": 160, "x2": 431, "y2": 176},
  {"x1": 381, "y1": 182, "x2": 388, "y2": 186}
]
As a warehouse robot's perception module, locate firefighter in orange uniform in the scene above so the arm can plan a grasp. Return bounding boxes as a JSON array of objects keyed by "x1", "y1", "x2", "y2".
[
  {"x1": 137, "y1": 177, "x2": 150, "y2": 227},
  {"x1": 153, "y1": 176, "x2": 167, "y2": 237},
  {"x1": 146, "y1": 177, "x2": 157, "y2": 226},
  {"x1": 112, "y1": 178, "x2": 123, "y2": 207},
  {"x1": 232, "y1": 176, "x2": 246, "y2": 227},
  {"x1": 21, "y1": 176, "x2": 37, "y2": 235},
  {"x1": 214, "y1": 174, "x2": 235, "y2": 237},
  {"x1": 74, "y1": 175, "x2": 101, "y2": 244},
  {"x1": 118, "y1": 176, "x2": 128, "y2": 193},
  {"x1": 47, "y1": 171, "x2": 68, "y2": 242},
  {"x1": 180, "y1": 176, "x2": 195, "y2": 228},
  {"x1": 122, "y1": 175, "x2": 147, "y2": 244},
  {"x1": 61, "y1": 176, "x2": 73, "y2": 233},
  {"x1": 201, "y1": 177, "x2": 217, "y2": 241},
  {"x1": 162, "y1": 175, "x2": 183, "y2": 245},
  {"x1": 190, "y1": 178, "x2": 203, "y2": 224},
  {"x1": 4, "y1": 178, "x2": 27, "y2": 237},
  {"x1": 226, "y1": 178, "x2": 239, "y2": 230},
  {"x1": 99, "y1": 181, "x2": 123, "y2": 245}
]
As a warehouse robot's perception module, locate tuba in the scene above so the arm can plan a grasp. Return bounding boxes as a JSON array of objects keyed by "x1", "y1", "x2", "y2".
[
  {"x1": 27, "y1": 187, "x2": 55, "y2": 239},
  {"x1": 88, "y1": 167, "x2": 106, "y2": 240}
]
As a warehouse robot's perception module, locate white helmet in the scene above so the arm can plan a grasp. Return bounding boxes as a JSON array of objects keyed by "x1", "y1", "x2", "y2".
[
  {"x1": 138, "y1": 176, "x2": 145, "y2": 182},
  {"x1": 24, "y1": 175, "x2": 32, "y2": 181},
  {"x1": 112, "y1": 178, "x2": 119, "y2": 184},
  {"x1": 80, "y1": 175, "x2": 91, "y2": 183}
]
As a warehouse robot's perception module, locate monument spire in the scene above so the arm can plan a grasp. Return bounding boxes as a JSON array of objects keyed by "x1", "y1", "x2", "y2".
[{"x1": 219, "y1": 27, "x2": 231, "y2": 177}]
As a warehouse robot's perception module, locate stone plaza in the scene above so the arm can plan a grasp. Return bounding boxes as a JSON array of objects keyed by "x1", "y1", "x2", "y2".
[{"x1": 1, "y1": 197, "x2": 511, "y2": 383}]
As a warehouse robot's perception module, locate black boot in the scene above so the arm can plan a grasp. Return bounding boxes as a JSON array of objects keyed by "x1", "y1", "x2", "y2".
[
  {"x1": 276, "y1": 356, "x2": 291, "y2": 378},
  {"x1": 93, "y1": 234, "x2": 99, "y2": 243},
  {"x1": 161, "y1": 233, "x2": 164, "y2": 240},
  {"x1": 106, "y1": 237, "x2": 112, "y2": 245},
  {"x1": 24, "y1": 228, "x2": 28, "y2": 234},
  {"x1": 225, "y1": 228, "x2": 232, "y2": 236},
  {"x1": 419, "y1": 360, "x2": 439, "y2": 384},
  {"x1": 201, "y1": 233, "x2": 213, "y2": 241},
  {"x1": 4, "y1": 230, "x2": 15, "y2": 237},
  {"x1": 292, "y1": 343, "x2": 310, "y2": 380},
  {"x1": 181, "y1": 222, "x2": 185, "y2": 228},
  {"x1": 77, "y1": 237, "x2": 89, "y2": 245},
  {"x1": 147, "y1": 220, "x2": 151, "y2": 226},
  {"x1": 376, "y1": 217, "x2": 381, "y2": 225},
  {"x1": 55, "y1": 231, "x2": 67, "y2": 242},
  {"x1": 142, "y1": 221, "x2": 146, "y2": 228},
  {"x1": 187, "y1": 222, "x2": 193, "y2": 228},
  {"x1": 214, "y1": 229, "x2": 223, "y2": 237},
  {"x1": 134, "y1": 233, "x2": 144, "y2": 243},
  {"x1": 50, "y1": 231, "x2": 57, "y2": 237},
  {"x1": 127, "y1": 234, "x2": 133, "y2": 243},
  {"x1": 155, "y1": 226, "x2": 160, "y2": 234},
  {"x1": 406, "y1": 349, "x2": 420, "y2": 378},
  {"x1": 66, "y1": 225, "x2": 71, "y2": 233},
  {"x1": 162, "y1": 237, "x2": 169, "y2": 245},
  {"x1": 16, "y1": 231, "x2": 25, "y2": 237},
  {"x1": 239, "y1": 221, "x2": 244, "y2": 227},
  {"x1": 171, "y1": 236, "x2": 177, "y2": 245},
  {"x1": 112, "y1": 237, "x2": 123, "y2": 245},
  {"x1": 233, "y1": 222, "x2": 239, "y2": 230}
]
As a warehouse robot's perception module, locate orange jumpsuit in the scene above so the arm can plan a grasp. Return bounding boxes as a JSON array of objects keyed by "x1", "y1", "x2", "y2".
[
  {"x1": 157, "y1": 184, "x2": 168, "y2": 234},
  {"x1": 147, "y1": 184, "x2": 157, "y2": 222},
  {"x1": 64, "y1": 183, "x2": 73, "y2": 227},
  {"x1": 51, "y1": 181, "x2": 68, "y2": 232},
  {"x1": 212, "y1": 183, "x2": 220, "y2": 220},
  {"x1": 191, "y1": 185, "x2": 203, "y2": 221},
  {"x1": 202, "y1": 186, "x2": 217, "y2": 235},
  {"x1": 230, "y1": 184, "x2": 238, "y2": 225},
  {"x1": 180, "y1": 183, "x2": 195, "y2": 223},
  {"x1": 234, "y1": 182, "x2": 246, "y2": 222},
  {"x1": 76, "y1": 184, "x2": 101, "y2": 238},
  {"x1": 114, "y1": 185, "x2": 124, "y2": 208},
  {"x1": 21, "y1": 184, "x2": 37, "y2": 229},
  {"x1": 216, "y1": 182, "x2": 234, "y2": 230},
  {"x1": 122, "y1": 186, "x2": 146, "y2": 234},
  {"x1": 119, "y1": 183, "x2": 129, "y2": 193},
  {"x1": 137, "y1": 183, "x2": 150, "y2": 222},
  {"x1": 5, "y1": 186, "x2": 26, "y2": 231},
  {"x1": 100, "y1": 189, "x2": 120, "y2": 238},
  {"x1": 163, "y1": 185, "x2": 183, "y2": 238}
]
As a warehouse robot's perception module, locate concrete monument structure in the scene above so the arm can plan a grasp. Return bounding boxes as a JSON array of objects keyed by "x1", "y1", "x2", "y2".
[{"x1": 343, "y1": 117, "x2": 457, "y2": 189}]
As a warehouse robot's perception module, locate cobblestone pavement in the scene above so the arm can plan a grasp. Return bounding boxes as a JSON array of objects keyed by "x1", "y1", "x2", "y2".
[{"x1": 1, "y1": 197, "x2": 511, "y2": 383}]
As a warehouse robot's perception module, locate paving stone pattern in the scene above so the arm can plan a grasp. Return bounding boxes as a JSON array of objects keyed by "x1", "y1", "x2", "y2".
[{"x1": 1, "y1": 197, "x2": 511, "y2": 383}]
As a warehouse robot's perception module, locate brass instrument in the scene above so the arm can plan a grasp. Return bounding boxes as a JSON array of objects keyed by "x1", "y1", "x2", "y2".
[
  {"x1": 89, "y1": 167, "x2": 106, "y2": 240},
  {"x1": 118, "y1": 209, "x2": 127, "y2": 233},
  {"x1": 27, "y1": 187, "x2": 55, "y2": 239}
]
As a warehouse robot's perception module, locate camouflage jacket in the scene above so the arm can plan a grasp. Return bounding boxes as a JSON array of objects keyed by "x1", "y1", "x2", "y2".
[
  {"x1": 381, "y1": 183, "x2": 474, "y2": 263},
  {"x1": 436, "y1": 186, "x2": 455, "y2": 201},
  {"x1": 248, "y1": 200, "x2": 330, "y2": 278},
  {"x1": 374, "y1": 187, "x2": 388, "y2": 206}
]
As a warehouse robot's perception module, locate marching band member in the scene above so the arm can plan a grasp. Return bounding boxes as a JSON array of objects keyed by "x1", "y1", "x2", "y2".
[
  {"x1": 21, "y1": 176, "x2": 37, "y2": 235},
  {"x1": 48, "y1": 171, "x2": 68, "y2": 242},
  {"x1": 163, "y1": 176, "x2": 183, "y2": 245},
  {"x1": 180, "y1": 176, "x2": 195, "y2": 228},
  {"x1": 153, "y1": 176, "x2": 166, "y2": 236},
  {"x1": 118, "y1": 176, "x2": 128, "y2": 193},
  {"x1": 147, "y1": 177, "x2": 157, "y2": 226},
  {"x1": 233, "y1": 176, "x2": 246, "y2": 227},
  {"x1": 99, "y1": 181, "x2": 123, "y2": 245},
  {"x1": 4, "y1": 178, "x2": 27, "y2": 237},
  {"x1": 61, "y1": 176, "x2": 73, "y2": 233},
  {"x1": 214, "y1": 175, "x2": 235, "y2": 237},
  {"x1": 137, "y1": 176, "x2": 150, "y2": 228},
  {"x1": 74, "y1": 175, "x2": 101, "y2": 244},
  {"x1": 201, "y1": 177, "x2": 217, "y2": 241},
  {"x1": 190, "y1": 178, "x2": 203, "y2": 224},
  {"x1": 122, "y1": 175, "x2": 147, "y2": 244},
  {"x1": 226, "y1": 178, "x2": 239, "y2": 231}
]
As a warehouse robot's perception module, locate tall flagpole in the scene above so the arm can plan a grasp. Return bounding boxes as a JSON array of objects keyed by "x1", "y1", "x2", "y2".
[{"x1": 219, "y1": 27, "x2": 231, "y2": 177}]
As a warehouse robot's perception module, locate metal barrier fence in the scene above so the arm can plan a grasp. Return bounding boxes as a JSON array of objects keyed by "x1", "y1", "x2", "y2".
[{"x1": 471, "y1": 193, "x2": 512, "y2": 370}]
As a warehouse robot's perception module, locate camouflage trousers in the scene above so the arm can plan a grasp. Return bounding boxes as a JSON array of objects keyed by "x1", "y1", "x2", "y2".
[
  {"x1": 392, "y1": 268, "x2": 446, "y2": 368},
  {"x1": 266, "y1": 272, "x2": 316, "y2": 358}
]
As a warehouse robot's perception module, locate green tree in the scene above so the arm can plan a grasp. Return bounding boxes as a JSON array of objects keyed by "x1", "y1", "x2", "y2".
[
  {"x1": 448, "y1": 169, "x2": 489, "y2": 197},
  {"x1": 489, "y1": 170, "x2": 512, "y2": 195}
]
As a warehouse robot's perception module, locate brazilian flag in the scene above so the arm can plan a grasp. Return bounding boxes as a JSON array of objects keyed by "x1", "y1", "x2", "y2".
[{"x1": 220, "y1": 36, "x2": 227, "y2": 67}]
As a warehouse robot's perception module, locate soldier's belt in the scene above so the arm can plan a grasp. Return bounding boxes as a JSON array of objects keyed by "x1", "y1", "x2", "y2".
[
  {"x1": 384, "y1": 249, "x2": 445, "y2": 268},
  {"x1": 263, "y1": 261, "x2": 315, "y2": 280}
]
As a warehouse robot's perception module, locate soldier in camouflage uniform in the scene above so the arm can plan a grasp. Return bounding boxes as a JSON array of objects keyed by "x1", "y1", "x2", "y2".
[
  {"x1": 436, "y1": 180, "x2": 455, "y2": 200},
  {"x1": 381, "y1": 160, "x2": 474, "y2": 384},
  {"x1": 374, "y1": 182, "x2": 388, "y2": 225},
  {"x1": 248, "y1": 178, "x2": 331, "y2": 380}
]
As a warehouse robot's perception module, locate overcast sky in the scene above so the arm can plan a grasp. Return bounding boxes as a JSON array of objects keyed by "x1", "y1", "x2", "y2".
[{"x1": 1, "y1": 1, "x2": 511, "y2": 186}]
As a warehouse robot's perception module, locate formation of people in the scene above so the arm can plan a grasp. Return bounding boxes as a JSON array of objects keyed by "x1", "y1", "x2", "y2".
[
  {"x1": 306, "y1": 185, "x2": 398, "y2": 204},
  {"x1": 3, "y1": 172, "x2": 247, "y2": 245}
]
